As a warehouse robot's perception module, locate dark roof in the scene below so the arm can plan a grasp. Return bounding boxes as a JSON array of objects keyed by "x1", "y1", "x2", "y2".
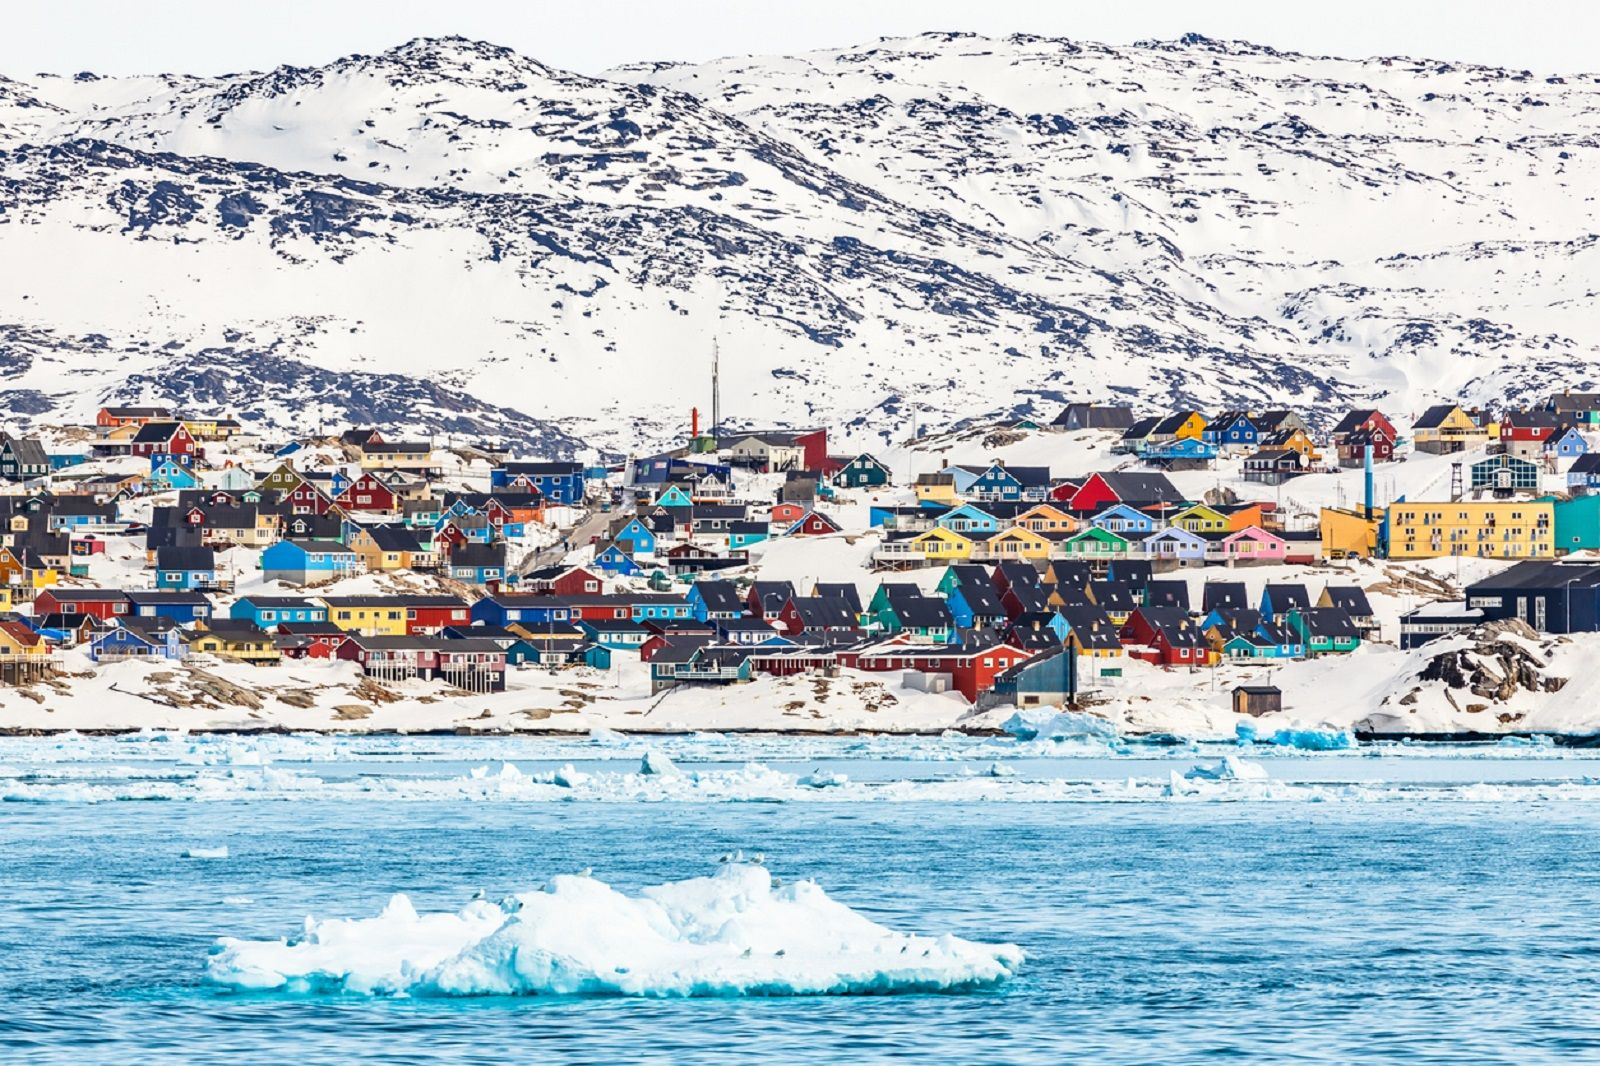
[
  {"x1": 126, "y1": 589, "x2": 212, "y2": 604},
  {"x1": 1202, "y1": 582, "x2": 1249, "y2": 613},
  {"x1": 812, "y1": 582, "x2": 863, "y2": 615},
  {"x1": 1295, "y1": 607, "x2": 1359, "y2": 639},
  {"x1": 1058, "y1": 605, "x2": 1122, "y2": 650},
  {"x1": 1053, "y1": 403, "x2": 1136, "y2": 430},
  {"x1": 1332, "y1": 410, "x2": 1384, "y2": 435},
  {"x1": 1412, "y1": 404, "x2": 1460, "y2": 430},
  {"x1": 1098, "y1": 472, "x2": 1181, "y2": 505},
  {"x1": 1145, "y1": 580, "x2": 1191, "y2": 612},
  {"x1": 1121, "y1": 416, "x2": 1162, "y2": 440},
  {"x1": 1263, "y1": 584, "x2": 1311, "y2": 612},
  {"x1": 1131, "y1": 606, "x2": 1205, "y2": 648},
  {"x1": 893, "y1": 596, "x2": 954, "y2": 629},
  {"x1": 788, "y1": 596, "x2": 859, "y2": 630},
  {"x1": 692, "y1": 580, "x2": 745, "y2": 614},
  {"x1": 1321, "y1": 586, "x2": 1374, "y2": 617},
  {"x1": 130, "y1": 421, "x2": 186, "y2": 444},
  {"x1": 155, "y1": 546, "x2": 215, "y2": 571}
]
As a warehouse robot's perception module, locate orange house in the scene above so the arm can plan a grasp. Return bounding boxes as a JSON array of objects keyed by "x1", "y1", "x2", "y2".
[{"x1": 97, "y1": 405, "x2": 173, "y2": 429}]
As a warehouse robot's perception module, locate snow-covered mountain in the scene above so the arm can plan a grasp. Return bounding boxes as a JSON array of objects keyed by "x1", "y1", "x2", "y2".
[{"x1": 3, "y1": 33, "x2": 1599, "y2": 453}]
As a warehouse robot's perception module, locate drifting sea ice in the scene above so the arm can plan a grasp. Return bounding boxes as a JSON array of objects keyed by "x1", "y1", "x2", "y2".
[
  {"x1": 1236, "y1": 721, "x2": 1356, "y2": 751},
  {"x1": 184, "y1": 846, "x2": 230, "y2": 860},
  {"x1": 1001, "y1": 709, "x2": 1117, "y2": 741},
  {"x1": 1185, "y1": 756, "x2": 1269, "y2": 782},
  {"x1": 205, "y1": 864, "x2": 1023, "y2": 997}
]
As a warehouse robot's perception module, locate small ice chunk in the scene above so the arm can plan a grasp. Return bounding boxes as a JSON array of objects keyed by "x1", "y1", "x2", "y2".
[
  {"x1": 185, "y1": 846, "x2": 230, "y2": 860},
  {"x1": 550, "y1": 764, "x2": 588, "y2": 788},
  {"x1": 1184, "y1": 755, "x2": 1269, "y2": 782},
  {"x1": 798, "y1": 769, "x2": 848, "y2": 789},
  {"x1": 639, "y1": 750, "x2": 678, "y2": 776}
]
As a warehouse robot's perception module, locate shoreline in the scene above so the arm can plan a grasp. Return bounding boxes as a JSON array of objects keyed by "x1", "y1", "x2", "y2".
[{"x1": 3, "y1": 725, "x2": 1597, "y2": 745}]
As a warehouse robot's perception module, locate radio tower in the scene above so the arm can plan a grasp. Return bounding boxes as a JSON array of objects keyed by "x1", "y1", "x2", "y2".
[{"x1": 711, "y1": 338, "x2": 721, "y2": 439}]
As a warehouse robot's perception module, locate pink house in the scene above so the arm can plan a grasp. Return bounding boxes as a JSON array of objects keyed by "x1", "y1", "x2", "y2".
[{"x1": 1222, "y1": 526, "x2": 1287, "y2": 563}]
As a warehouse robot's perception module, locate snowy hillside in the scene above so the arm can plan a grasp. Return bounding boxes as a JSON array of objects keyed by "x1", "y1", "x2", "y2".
[{"x1": 3, "y1": 33, "x2": 1599, "y2": 451}]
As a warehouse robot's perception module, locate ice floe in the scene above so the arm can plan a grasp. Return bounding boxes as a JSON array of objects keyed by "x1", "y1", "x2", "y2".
[
  {"x1": 205, "y1": 864, "x2": 1023, "y2": 997},
  {"x1": 185, "y1": 846, "x2": 230, "y2": 859}
]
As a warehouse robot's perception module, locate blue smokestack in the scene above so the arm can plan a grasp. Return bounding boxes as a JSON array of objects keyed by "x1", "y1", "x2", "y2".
[{"x1": 1363, "y1": 444, "x2": 1374, "y2": 520}]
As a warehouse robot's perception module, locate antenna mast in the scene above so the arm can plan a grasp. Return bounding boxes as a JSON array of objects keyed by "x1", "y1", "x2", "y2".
[{"x1": 711, "y1": 339, "x2": 721, "y2": 440}]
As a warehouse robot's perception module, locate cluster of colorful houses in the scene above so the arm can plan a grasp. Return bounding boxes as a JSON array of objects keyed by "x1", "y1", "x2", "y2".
[{"x1": 4, "y1": 390, "x2": 1600, "y2": 710}]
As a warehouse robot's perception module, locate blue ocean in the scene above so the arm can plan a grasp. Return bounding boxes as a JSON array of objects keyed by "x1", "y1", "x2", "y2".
[{"x1": 4, "y1": 732, "x2": 1600, "y2": 1064}]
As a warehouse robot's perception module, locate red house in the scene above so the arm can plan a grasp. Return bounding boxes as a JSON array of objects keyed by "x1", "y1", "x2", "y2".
[
  {"x1": 277, "y1": 623, "x2": 351, "y2": 659},
  {"x1": 337, "y1": 473, "x2": 400, "y2": 514},
  {"x1": 787, "y1": 510, "x2": 842, "y2": 537},
  {"x1": 1047, "y1": 480, "x2": 1082, "y2": 504},
  {"x1": 526, "y1": 566, "x2": 603, "y2": 596},
  {"x1": 34, "y1": 588, "x2": 129, "y2": 622},
  {"x1": 130, "y1": 422, "x2": 196, "y2": 459},
  {"x1": 1330, "y1": 410, "x2": 1396, "y2": 446},
  {"x1": 397, "y1": 595, "x2": 471, "y2": 635},
  {"x1": 1119, "y1": 607, "x2": 1208, "y2": 668},
  {"x1": 97, "y1": 406, "x2": 172, "y2": 429},
  {"x1": 838, "y1": 638, "x2": 1034, "y2": 702},
  {"x1": 1337, "y1": 426, "x2": 1395, "y2": 467},
  {"x1": 286, "y1": 479, "x2": 338, "y2": 515},
  {"x1": 769, "y1": 502, "x2": 807, "y2": 527}
]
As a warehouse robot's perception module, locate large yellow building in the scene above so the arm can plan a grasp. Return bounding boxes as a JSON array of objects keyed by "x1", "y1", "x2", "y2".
[
  {"x1": 1386, "y1": 501, "x2": 1554, "y2": 559},
  {"x1": 1320, "y1": 508, "x2": 1383, "y2": 559}
]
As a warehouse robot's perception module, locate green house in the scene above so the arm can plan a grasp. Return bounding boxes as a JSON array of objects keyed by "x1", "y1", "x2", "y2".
[
  {"x1": 833, "y1": 453, "x2": 892, "y2": 489},
  {"x1": 1552, "y1": 494, "x2": 1600, "y2": 553},
  {"x1": 1286, "y1": 608, "x2": 1361, "y2": 656},
  {"x1": 654, "y1": 484, "x2": 693, "y2": 508},
  {"x1": 1064, "y1": 526, "x2": 1130, "y2": 557}
]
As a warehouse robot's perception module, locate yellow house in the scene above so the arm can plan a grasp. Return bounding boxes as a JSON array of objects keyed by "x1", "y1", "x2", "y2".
[
  {"x1": 186, "y1": 622, "x2": 283, "y2": 665},
  {"x1": 0, "y1": 620, "x2": 49, "y2": 658},
  {"x1": 1012, "y1": 504, "x2": 1077, "y2": 534},
  {"x1": 1386, "y1": 502, "x2": 1554, "y2": 559},
  {"x1": 914, "y1": 472, "x2": 960, "y2": 507},
  {"x1": 1320, "y1": 508, "x2": 1384, "y2": 559},
  {"x1": 348, "y1": 526, "x2": 437, "y2": 572},
  {"x1": 1170, "y1": 503, "x2": 1229, "y2": 534},
  {"x1": 981, "y1": 526, "x2": 1054, "y2": 561},
  {"x1": 319, "y1": 597, "x2": 409, "y2": 636},
  {"x1": 1412, "y1": 405, "x2": 1491, "y2": 455},
  {"x1": 1260, "y1": 427, "x2": 1321, "y2": 463},
  {"x1": 202, "y1": 511, "x2": 280, "y2": 550},
  {"x1": 1154, "y1": 411, "x2": 1208, "y2": 442},
  {"x1": 910, "y1": 526, "x2": 974, "y2": 561}
]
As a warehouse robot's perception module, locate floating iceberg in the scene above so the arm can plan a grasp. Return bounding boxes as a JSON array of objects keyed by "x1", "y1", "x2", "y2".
[
  {"x1": 1236, "y1": 721, "x2": 1355, "y2": 751},
  {"x1": 1001, "y1": 709, "x2": 1117, "y2": 741},
  {"x1": 798, "y1": 769, "x2": 849, "y2": 789},
  {"x1": 639, "y1": 750, "x2": 678, "y2": 776},
  {"x1": 205, "y1": 865, "x2": 1023, "y2": 997},
  {"x1": 1185, "y1": 755, "x2": 1269, "y2": 782},
  {"x1": 185, "y1": 846, "x2": 230, "y2": 860}
]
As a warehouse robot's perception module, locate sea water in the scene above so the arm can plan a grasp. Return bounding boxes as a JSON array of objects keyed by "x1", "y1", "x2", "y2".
[{"x1": 3, "y1": 733, "x2": 1600, "y2": 1063}]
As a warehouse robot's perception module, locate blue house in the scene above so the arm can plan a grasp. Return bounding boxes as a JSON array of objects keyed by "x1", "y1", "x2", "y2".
[
  {"x1": 1546, "y1": 427, "x2": 1589, "y2": 460},
  {"x1": 1090, "y1": 503, "x2": 1158, "y2": 535},
  {"x1": 1143, "y1": 438, "x2": 1219, "y2": 463},
  {"x1": 260, "y1": 540, "x2": 361, "y2": 585},
  {"x1": 612, "y1": 517, "x2": 658, "y2": 556},
  {"x1": 154, "y1": 546, "x2": 217, "y2": 591},
  {"x1": 1569, "y1": 453, "x2": 1600, "y2": 491},
  {"x1": 1141, "y1": 526, "x2": 1209, "y2": 563},
  {"x1": 471, "y1": 596, "x2": 575, "y2": 627},
  {"x1": 147, "y1": 458, "x2": 200, "y2": 491},
  {"x1": 578, "y1": 619, "x2": 653, "y2": 650},
  {"x1": 446, "y1": 543, "x2": 507, "y2": 585},
  {"x1": 654, "y1": 485, "x2": 693, "y2": 509},
  {"x1": 1202, "y1": 412, "x2": 1259, "y2": 450},
  {"x1": 90, "y1": 620, "x2": 185, "y2": 662},
  {"x1": 936, "y1": 504, "x2": 1002, "y2": 535},
  {"x1": 491, "y1": 462, "x2": 584, "y2": 505},
  {"x1": 687, "y1": 580, "x2": 744, "y2": 622},
  {"x1": 593, "y1": 542, "x2": 642, "y2": 576},
  {"x1": 969, "y1": 463, "x2": 1051, "y2": 502},
  {"x1": 231, "y1": 596, "x2": 328, "y2": 628},
  {"x1": 728, "y1": 521, "x2": 770, "y2": 550},
  {"x1": 126, "y1": 590, "x2": 213, "y2": 625},
  {"x1": 629, "y1": 598, "x2": 692, "y2": 623}
]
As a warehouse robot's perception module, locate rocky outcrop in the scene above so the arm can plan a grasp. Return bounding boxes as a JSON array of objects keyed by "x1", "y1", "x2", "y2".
[{"x1": 1407, "y1": 621, "x2": 1568, "y2": 706}]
